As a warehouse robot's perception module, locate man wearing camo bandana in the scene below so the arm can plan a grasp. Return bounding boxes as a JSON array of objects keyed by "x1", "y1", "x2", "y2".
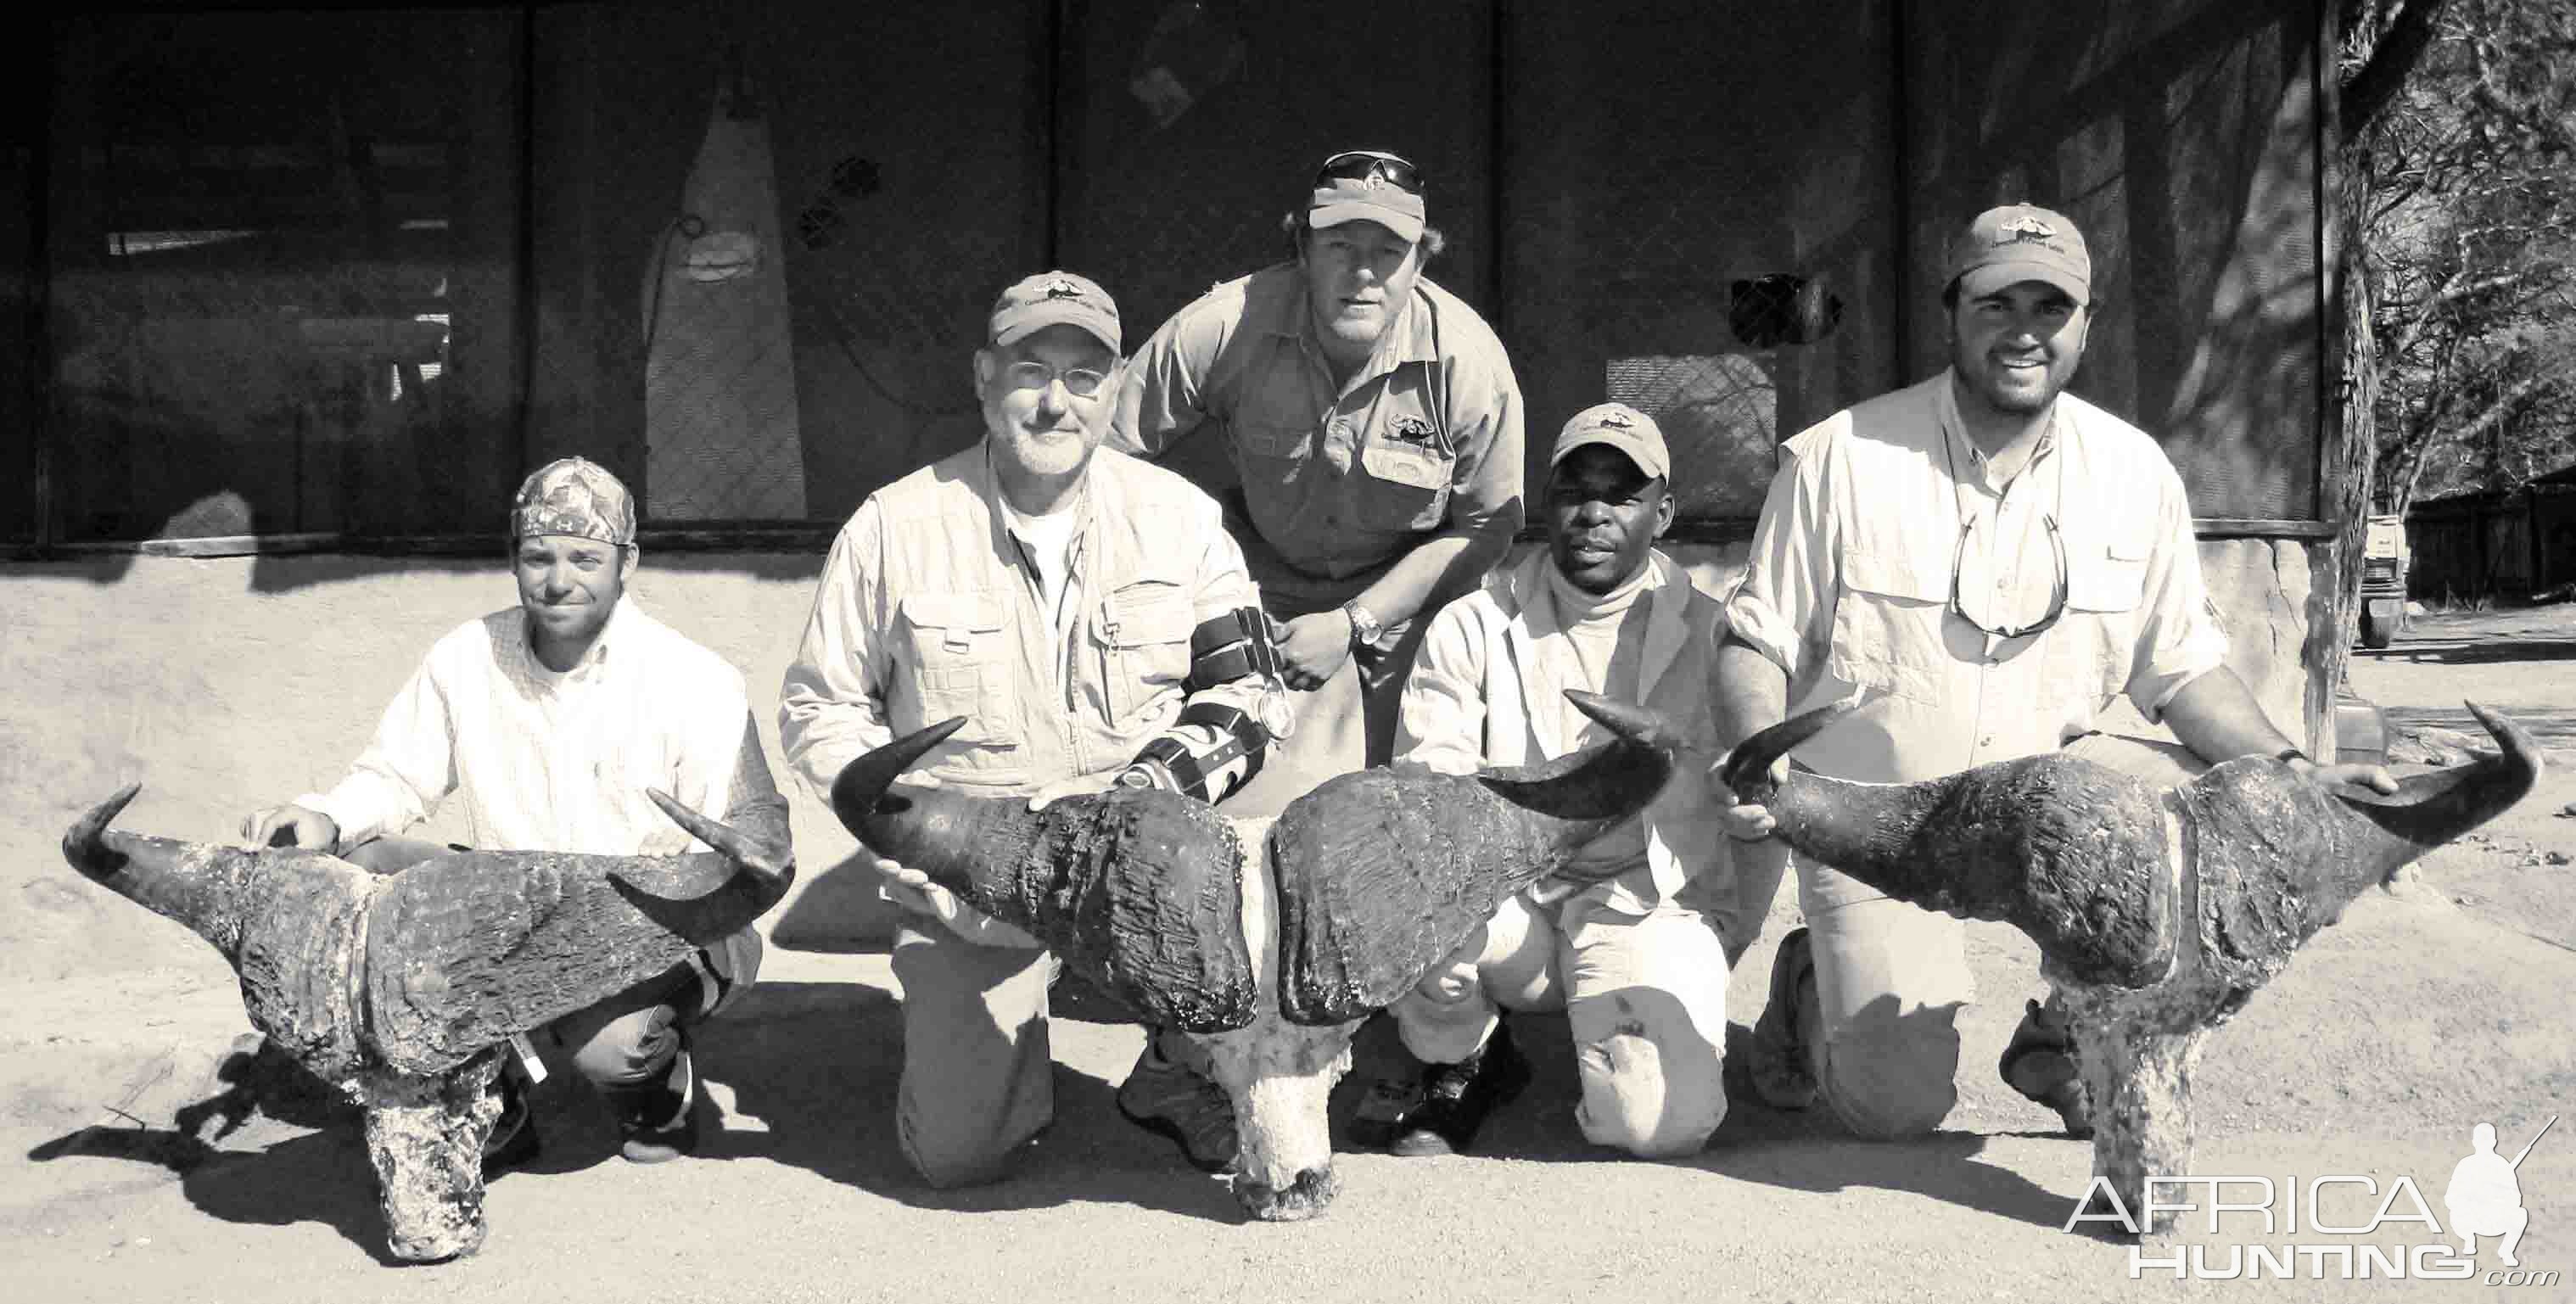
[{"x1": 242, "y1": 456, "x2": 788, "y2": 1171}]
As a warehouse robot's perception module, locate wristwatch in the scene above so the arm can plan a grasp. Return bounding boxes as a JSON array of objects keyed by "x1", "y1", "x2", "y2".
[{"x1": 1341, "y1": 601, "x2": 1384, "y2": 650}]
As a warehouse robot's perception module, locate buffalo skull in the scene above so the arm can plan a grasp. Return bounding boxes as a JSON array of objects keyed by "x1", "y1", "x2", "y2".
[
  {"x1": 831, "y1": 691, "x2": 1680, "y2": 1219},
  {"x1": 1712, "y1": 696, "x2": 2543, "y2": 1234},
  {"x1": 59, "y1": 786, "x2": 793, "y2": 1262}
]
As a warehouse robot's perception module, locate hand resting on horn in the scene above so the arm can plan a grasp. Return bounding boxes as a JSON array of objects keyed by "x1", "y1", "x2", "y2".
[{"x1": 860, "y1": 772, "x2": 1044, "y2": 949}]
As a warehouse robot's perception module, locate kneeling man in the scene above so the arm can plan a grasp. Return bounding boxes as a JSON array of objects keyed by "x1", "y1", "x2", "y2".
[
  {"x1": 1352, "y1": 404, "x2": 1767, "y2": 1158},
  {"x1": 243, "y1": 457, "x2": 786, "y2": 1167}
]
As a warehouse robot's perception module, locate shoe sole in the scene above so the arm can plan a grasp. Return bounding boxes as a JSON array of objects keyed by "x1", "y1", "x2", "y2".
[
  {"x1": 1115, "y1": 1097, "x2": 1237, "y2": 1175},
  {"x1": 1384, "y1": 1042, "x2": 1533, "y2": 1159}
]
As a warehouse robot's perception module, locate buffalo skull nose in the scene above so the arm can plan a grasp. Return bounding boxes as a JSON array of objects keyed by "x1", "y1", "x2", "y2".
[{"x1": 1235, "y1": 1166, "x2": 1340, "y2": 1222}]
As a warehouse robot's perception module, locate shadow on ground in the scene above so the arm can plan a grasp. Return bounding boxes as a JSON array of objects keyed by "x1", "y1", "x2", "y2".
[
  {"x1": 695, "y1": 980, "x2": 1239, "y2": 1222},
  {"x1": 1328, "y1": 1014, "x2": 2082, "y2": 1234}
]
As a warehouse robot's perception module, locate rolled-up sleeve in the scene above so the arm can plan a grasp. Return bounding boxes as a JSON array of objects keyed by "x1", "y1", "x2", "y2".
[
  {"x1": 1110, "y1": 304, "x2": 1220, "y2": 459},
  {"x1": 777, "y1": 502, "x2": 897, "y2": 803},
  {"x1": 1392, "y1": 601, "x2": 1490, "y2": 778},
  {"x1": 1441, "y1": 355, "x2": 1526, "y2": 542},
  {"x1": 2124, "y1": 471, "x2": 2231, "y2": 720},
  {"x1": 1721, "y1": 434, "x2": 1837, "y2": 680}
]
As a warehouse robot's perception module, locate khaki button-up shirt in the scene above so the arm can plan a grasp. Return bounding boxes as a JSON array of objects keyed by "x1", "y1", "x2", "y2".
[
  {"x1": 1111, "y1": 262, "x2": 1525, "y2": 614},
  {"x1": 1722, "y1": 371, "x2": 2228, "y2": 788},
  {"x1": 778, "y1": 444, "x2": 1269, "y2": 802}
]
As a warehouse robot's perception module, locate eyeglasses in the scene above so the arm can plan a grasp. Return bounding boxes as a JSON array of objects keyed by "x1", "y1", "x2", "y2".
[
  {"x1": 1001, "y1": 360, "x2": 1111, "y2": 398},
  {"x1": 1950, "y1": 512, "x2": 2067, "y2": 640},
  {"x1": 1315, "y1": 149, "x2": 1424, "y2": 195}
]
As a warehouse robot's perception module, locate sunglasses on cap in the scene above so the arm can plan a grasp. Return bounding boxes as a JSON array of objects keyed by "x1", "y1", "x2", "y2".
[
  {"x1": 1314, "y1": 150, "x2": 1425, "y2": 195},
  {"x1": 1950, "y1": 512, "x2": 2068, "y2": 641}
]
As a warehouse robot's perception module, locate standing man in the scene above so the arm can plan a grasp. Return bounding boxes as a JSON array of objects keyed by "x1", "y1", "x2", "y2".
[
  {"x1": 778, "y1": 271, "x2": 1287, "y2": 1186},
  {"x1": 1113, "y1": 148, "x2": 1525, "y2": 768},
  {"x1": 1711, "y1": 204, "x2": 2396, "y2": 1140},
  {"x1": 1353, "y1": 405, "x2": 1767, "y2": 1159},
  {"x1": 242, "y1": 456, "x2": 788, "y2": 1167}
]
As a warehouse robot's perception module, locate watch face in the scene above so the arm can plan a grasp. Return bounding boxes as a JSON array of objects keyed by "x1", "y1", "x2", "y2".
[{"x1": 1255, "y1": 689, "x2": 1296, "y2": 740}]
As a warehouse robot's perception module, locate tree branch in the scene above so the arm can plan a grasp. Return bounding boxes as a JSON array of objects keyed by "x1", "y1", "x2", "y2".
[{"x1": 2343, "y1": 0, "x2": 2458, "y2": 133}]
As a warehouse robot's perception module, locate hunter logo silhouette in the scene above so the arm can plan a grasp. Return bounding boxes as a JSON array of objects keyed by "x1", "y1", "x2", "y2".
[{"x1": 2447, "y1": 1115, "x2": 2553, "y2": 1268}]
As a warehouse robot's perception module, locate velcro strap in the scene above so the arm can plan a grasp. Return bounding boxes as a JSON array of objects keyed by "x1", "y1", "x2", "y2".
[
  {"x1": 1185, "y1": 607, "x2": 1280, "y2": 691},
  {"x1": 1159, "y1": 702, "x2": 1269, "y2": 803}
]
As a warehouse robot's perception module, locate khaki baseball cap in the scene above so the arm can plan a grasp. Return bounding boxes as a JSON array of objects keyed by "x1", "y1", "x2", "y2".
[
  {"x1": 1946, "y1": 204, "x2": 2090, "y2": 302},
  {"x1": 1550, "y1": 402, "x2": 1669, "y2": 481},
  {"x1": 988, "y1": 271, "x2": 1120, "y2": 352},
  {"x1": 1308, "y1": 150, "x2": 1427, "y2": 244}
]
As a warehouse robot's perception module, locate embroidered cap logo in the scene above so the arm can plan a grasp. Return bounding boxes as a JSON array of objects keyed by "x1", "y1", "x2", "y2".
[
  {"x1": 1998, "y1": 215, "x2": 2059, "y2": 247},
  {"x1": 1043, "y1": 277, "x2": 1083, "y2": 301}
]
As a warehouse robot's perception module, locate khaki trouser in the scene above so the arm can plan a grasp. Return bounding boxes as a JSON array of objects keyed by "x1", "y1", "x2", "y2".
[
  {"x1": 1787, "y1": 733, "x2": 2208, "y2": 1139},
  {"x1": 887, "y1": 920, "x2": 1057, "y2": 1188},
  {"x1": 1389, "y1": 888, "x2": 1732, "y2": 1158}
]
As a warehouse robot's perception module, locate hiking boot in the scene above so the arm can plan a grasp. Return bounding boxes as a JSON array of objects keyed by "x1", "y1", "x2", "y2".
[
  {"x1": 1362, "y1": 1023, "x2": 1532, "y2": 1158},
  {"x1": 2000, "y1": 997, "x2": 2094, "y2": 1139},
  {"x1": 480, "y1": 1069, "x2": 542, "y2": 1178},
  {"x1": 608, "y1": 1044, "x2": 701, "y2": 1164},
  {"x1": 1746, "y1": 926, "x2": 1819, "y2": 1111},
  {"x1": 1115, "y1": 1036, "x2": 1238, "y2": 1174}
]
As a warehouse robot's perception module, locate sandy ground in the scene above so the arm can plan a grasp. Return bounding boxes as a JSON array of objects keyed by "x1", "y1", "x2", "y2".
[{"x1": 7, "y1": 605, "x2": 2573, "y2": 1303}]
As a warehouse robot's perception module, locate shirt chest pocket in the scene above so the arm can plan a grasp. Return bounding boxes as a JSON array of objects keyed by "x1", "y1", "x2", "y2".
[
  {"x1": 1827, "y1": 546, "x2": 1949, "y2": 702},
  {"x1": 2051, "y1": 529, "x2": 2155, "y2": 711},
  {"x1": 1354, "y1": 437, "x2": 1454, "y2": 531},
  {"x1": 2067, "y1": 533, "x2": 2153, "y2": 613},
  {"x1": 1236, "y1": 419, "x2": 1310, "y2": 462},
  {"x1": 899, "y1": 591, "x2": 1020, "y2": 753},
  {"x1": 1093, "y1": 579, "x2": 1196, "y2": 722}
]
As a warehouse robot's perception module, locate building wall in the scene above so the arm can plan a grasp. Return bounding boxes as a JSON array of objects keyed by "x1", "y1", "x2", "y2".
[{"x1": 1, "y1": 535, "x2": 2309, "y2": 984}]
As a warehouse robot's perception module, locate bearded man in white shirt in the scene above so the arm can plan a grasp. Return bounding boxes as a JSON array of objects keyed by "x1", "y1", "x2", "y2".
[
  {"x1": 1711, "y1": 205, "x2": 2394, "y2": 1142},
  {"x1": 242, "y1": 456, "x2": 788, "y2": 1169}
]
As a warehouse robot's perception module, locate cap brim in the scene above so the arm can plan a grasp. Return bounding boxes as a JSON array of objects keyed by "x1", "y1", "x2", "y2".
[
  {"x1": 1548, "y1": 434, "x2": 1668, "y2": 482},
  {"x1": 1309, "y1": 200, "x2": 1425, "y2": 244},
  {"x1": 991, "y1": 305, "x2": 1121, "y2": 353},
  {"x1": 1957, "y1": 260, "x2": 2088, "y2": 303}
]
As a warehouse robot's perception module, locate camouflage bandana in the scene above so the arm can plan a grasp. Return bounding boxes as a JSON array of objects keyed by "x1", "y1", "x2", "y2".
[{"x1": 512, "y1": 456, "x2": 637, "y2": 546}]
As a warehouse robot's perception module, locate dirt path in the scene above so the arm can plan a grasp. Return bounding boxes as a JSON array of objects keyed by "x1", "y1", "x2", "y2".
[{"x1": 9, "y1": 607, "x2": 2574, "y2": 1303}]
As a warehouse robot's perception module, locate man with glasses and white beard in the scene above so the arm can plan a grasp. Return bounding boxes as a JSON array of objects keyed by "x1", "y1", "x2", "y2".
[
  {"x1": 1710, "y1": 204, "x2": 2397, "y2": 1144},
  {"x1": 779, "y1": 271, "x2": 1284, "y2": 1187}
]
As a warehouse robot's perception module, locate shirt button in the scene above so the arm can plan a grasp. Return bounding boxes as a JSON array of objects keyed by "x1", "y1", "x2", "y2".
[{"x1": 1980, "y1": 735, "x2": 1995, "y2": 747}]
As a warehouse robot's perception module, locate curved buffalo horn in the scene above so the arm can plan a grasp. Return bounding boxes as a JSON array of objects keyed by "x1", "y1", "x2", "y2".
[
  {"x1": 599, "y1": 789, "x2": 798, "y2": 948},
  {"x1": 1270, "y1": 691, "x2": 1686, "y2": 1025},
  {"x1": 2178, "y1": 698, "x2": 2543, "y2": 991},
  {"x1": 2326, "y1": 700, "x2": 2540, "y2": 884},
  {"x1": 828, "y1": 716, "x2": 968, "y2": 835},
  {"x1": 60, "y1": 781, "x2": 318, "y2": 962},
  {"x1": 826, "y1": 719, "x2": 1258, "y2": 1034},
  {"x1": 1711, "y1": 689, "x2": 1871, "y2": 804},
  {"x1": 1725, "y1": 697, "x2": 2544, "y2": 992}
]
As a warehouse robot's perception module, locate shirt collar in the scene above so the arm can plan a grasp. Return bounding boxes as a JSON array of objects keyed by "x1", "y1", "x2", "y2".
[
  {"x1": 1264, "y1": 262, "x2": 1442, "y2": 373},
  {"x1": 518, "y1": 593, "x2": 635, "y2": 675},
  {"x1": 1936, "y1": 367, "x2": 2059, "y2": 490}
]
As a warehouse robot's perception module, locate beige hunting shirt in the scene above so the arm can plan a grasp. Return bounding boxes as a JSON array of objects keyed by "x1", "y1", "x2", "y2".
[{"x1": 1722, "y1": 371, "x2": 2228, "y2": 790}]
